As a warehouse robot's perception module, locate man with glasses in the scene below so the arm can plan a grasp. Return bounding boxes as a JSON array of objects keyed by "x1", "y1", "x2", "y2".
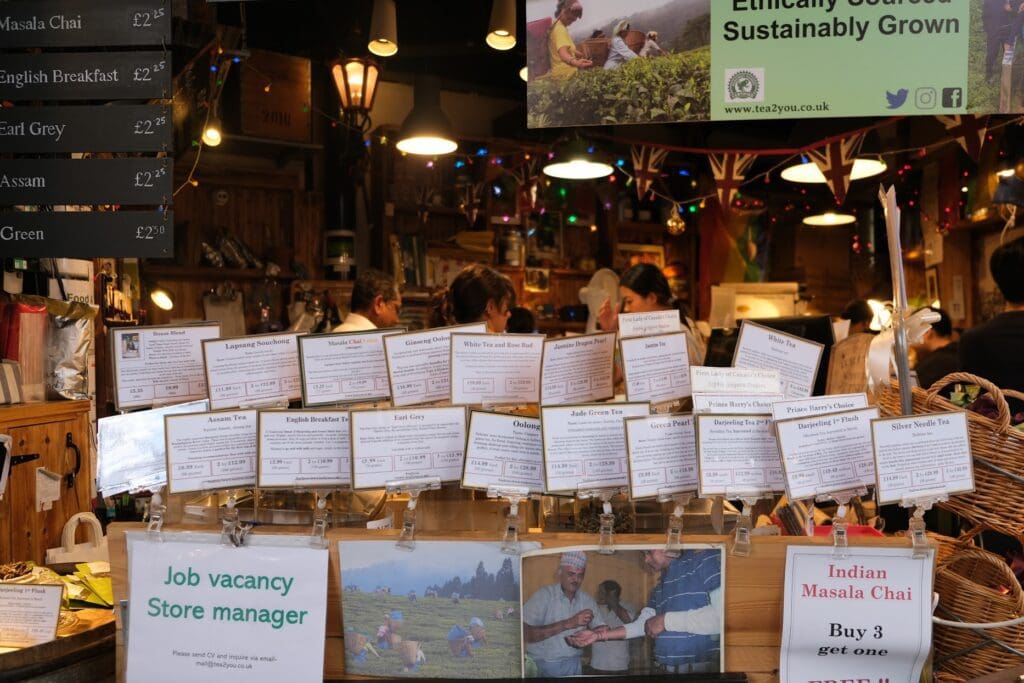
[{"x1": 334, "y1": 269, "x2": 402, "y2": 332}]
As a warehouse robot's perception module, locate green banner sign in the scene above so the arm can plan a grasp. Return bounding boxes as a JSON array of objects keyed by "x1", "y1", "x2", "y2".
[{"x1": 525, "y1": 0, "x2": 1001, "y2": 127}]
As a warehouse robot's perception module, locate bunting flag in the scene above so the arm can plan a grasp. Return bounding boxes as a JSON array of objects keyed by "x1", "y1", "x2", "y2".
[
  {"x1": 631, "y1": 145, "x2": 669, "y2": 201},
  {"x1": 935, "y1": 114, "x2": 989, "y2": 161},
  {"x1": 806, "y1": 132, "x2": 865, "y2": 205},
  {"x1": 708, "y1": 152, "x2": 757, "y2": 212}
]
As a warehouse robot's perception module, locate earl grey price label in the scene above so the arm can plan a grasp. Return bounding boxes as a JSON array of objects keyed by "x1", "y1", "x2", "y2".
[
  {"x1": 0, "y1": 210, "x2": 172, "y2": 258},
  {"x1": 0, "y1": 105, "x2": 171, "y2": 153},
  {"x1": 0, "y1": 158, "x2": 170, "y2": 205},
  {"x1": 0, "y1": 1, "x2": 170, "y2": 48},
  {"x1": 0, "y1": 52, "x2": 169, "y2": 100}
]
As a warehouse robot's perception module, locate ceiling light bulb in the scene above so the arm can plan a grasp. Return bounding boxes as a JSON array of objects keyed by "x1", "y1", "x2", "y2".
[
  {"x1": 202, "y1": 118, "x2": 222, "y2": 147},
  {"x1": 368, "y1": 0, "x2": 398, "y2": 57},
  {"x1": 150, "y1": 287, "x2": 174, "y2": 311},
  {"x1": 803, "y1": 211, "x2": 856, "y2": 226},
  {"x1": 782, "y1": 157, "x2": 887, "y2": 183},
  {"x1": 519, "y1": 66, "x2": 528, "y2": 82}
]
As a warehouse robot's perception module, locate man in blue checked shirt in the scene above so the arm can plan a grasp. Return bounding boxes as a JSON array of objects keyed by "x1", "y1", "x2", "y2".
[{"x1": 567, "y1": 548, "x2": 722, "y2": 674}]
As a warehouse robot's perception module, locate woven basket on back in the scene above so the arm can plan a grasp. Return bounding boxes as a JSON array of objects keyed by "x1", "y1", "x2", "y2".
[
  {"x1": 873, "y1": 372, "x2": 1024, "y2": 542},
  {"x1": 932, "y1": 546, "x2": 1024, "y2": 679}
]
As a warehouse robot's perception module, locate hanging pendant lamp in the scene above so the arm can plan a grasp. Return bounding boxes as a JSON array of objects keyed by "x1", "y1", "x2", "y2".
[
  {"x1": 368, "y1": 0, "x2": 398, "y2": 57},
  {"x1": 486, "y1": 0, "x2": 517, "y2": 50},
  {"x1": 396, "y1": 75, "x2": 458, "y2": 156}
]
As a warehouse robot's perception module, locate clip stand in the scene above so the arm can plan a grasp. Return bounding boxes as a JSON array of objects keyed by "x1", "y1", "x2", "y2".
[
  {"x1": 657, "y1": 489, "x2": 694, "y2": 557},
  {"x1": 725, "y1": 488, "x2": 767, "y2": 557},
  {"x1": 816, "y1": 487, "x2": 867, "y2": 560},
  {"x1": 385, "y1": 477, "x2": 442, "y2": 551},
  {"x1": 220, "y1": 493, "x2": 252, "y2": 548},
  {"x1": 146, "y1": 486, "x2": 166, "y2": 541},
  {"x1": 310, "y1": 490, "x2": 330, "y2": 548},
  {"x1": 486, "y1": 486, "x2": 532, "y2": 555},
  {"x1": 239, "y1": 396, "x2": 290, "y2": 410},
  {"x1": 577, "y1": 484, "x2": 624, "y2": 555},
  {"x1": 900, "y1": 492, "x2": 947, "y2": 559}
]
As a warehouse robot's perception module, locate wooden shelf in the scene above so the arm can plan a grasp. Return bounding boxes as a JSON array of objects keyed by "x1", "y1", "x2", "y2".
[
  {"x1": 498, "y1": 266, "x2": 594, "y2": 278},
  {"x1": 144, "y1": 264, "x2": 297, "y2": 281}
]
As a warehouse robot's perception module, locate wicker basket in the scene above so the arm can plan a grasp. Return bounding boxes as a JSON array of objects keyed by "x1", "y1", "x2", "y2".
[
  {"x1": 932, "y1": 546, "x2": 1024, "y2": 679},
  {"x1": 873, "y1": 372, "x2": 1024, "y2": 542}
]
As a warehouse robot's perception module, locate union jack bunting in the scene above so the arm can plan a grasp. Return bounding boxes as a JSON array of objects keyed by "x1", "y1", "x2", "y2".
[
  {"x1": 935, "y1": 114, "x2": 989, "y2": 162},
  {"x1": 631, "y1": 145, "x2": 669, "y2": 201},
  {"x1": 708, "y1": 152, "x2": 757, "y2": 212},
  {"x1": 807, "y1": 133, "x2": 864, "y2": 206}
]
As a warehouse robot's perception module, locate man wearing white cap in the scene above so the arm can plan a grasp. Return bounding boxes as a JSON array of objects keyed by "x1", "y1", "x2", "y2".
[
  {"x1": 604, "y1": 19, "x2": 638, "y2": 70},
  {"x1": 523, "y1": 551, "x2": 606, "y2": 677}
]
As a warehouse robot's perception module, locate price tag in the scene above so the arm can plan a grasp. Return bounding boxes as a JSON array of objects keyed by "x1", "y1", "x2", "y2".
[
  {"x1": 0, "y1": 158, "x2": 170, "y2": 205},
  {"x1": 0, "y1": 52, "x2": 170, "y2": 100},
  {"x1": 0, "y1": 210, "x2": 171, "y2": 258}
]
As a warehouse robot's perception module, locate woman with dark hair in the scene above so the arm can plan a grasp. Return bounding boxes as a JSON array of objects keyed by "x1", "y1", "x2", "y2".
[
  {"x1": 598, "y1": 263, "x2": 706, "y2": 364},
  {"x1": 430, "y1": 264, "x2": 516, "y2": 333}
]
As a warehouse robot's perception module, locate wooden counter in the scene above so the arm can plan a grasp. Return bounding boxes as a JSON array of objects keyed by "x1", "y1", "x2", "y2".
[
  {"x1": 106, "y1": 523, "x2": 932, "y2": 682},
  {"x1": 0, "y1": 608, "x2": 115, "y2": 682}
]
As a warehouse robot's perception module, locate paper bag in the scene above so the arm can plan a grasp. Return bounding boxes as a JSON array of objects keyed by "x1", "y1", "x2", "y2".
[{"x1": 46, "y1": 512, "x2": 109, "y2": 565}]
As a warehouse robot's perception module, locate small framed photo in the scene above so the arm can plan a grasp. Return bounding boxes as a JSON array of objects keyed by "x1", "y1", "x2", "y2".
[
  {"x1": 525, "y1": 267, "x2": 550, "y2": 293},
  {"x1": 925, "y1": 267, "x2": 940, "y2": 305},
  {"x1": 616, "y1": 243, "x2": 665, "y2": 270}
]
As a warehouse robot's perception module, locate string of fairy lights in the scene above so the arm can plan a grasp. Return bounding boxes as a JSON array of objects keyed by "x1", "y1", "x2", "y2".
[{"x1": 175, "y1": 46, "x2": 1024, "y2": 236}]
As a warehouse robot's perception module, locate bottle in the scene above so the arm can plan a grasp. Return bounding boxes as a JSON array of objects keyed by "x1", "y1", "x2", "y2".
[{"x1": 502, "y1": 229, "x2": 525, "y2": 267}]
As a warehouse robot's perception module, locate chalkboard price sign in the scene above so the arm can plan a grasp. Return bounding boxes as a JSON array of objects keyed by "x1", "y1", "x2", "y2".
[
  {"x1": 0, "y1": 210, "x2": 173, "y2": 258},
  {"x1": 0, "y1": 52, "x2": 170, "y2": 100},
  {"x1": 0, "y1": 105, "x2": 171, "y2": 153},
  {"x1": 0, "y1": 158, "x2": 172, "y2": 205},
  {"x1": 0, "y1": 1, "x2": 171, "y2": 48}
]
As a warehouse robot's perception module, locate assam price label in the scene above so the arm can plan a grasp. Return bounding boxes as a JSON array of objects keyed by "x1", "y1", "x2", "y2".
[
  {"x1": 0, "y1": 51, "x2": 169, "y2": 100},
  {"x1": 0, "y1": 158, "x2": 170, "y2": 205},
  {"x1": 0, "y1": 210, "x2": 172, "y2": 258},
  {"x1": 0, "y1": 1, "x2": 170, "y2": 48},
  {"x1": 0, "y1": 105, "x2": 171, "y2": 153}
]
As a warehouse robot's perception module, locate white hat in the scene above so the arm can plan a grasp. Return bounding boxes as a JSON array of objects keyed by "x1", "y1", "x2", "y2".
[
  {"x1": 613, "y1": 19, "x2": 630, "y2": 35},
  {"x1": 559, "y1": 551, "x2": 588, "y2": 570}
]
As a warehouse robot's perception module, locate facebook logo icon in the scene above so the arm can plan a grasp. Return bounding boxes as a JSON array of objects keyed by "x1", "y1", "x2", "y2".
[{"x1": 942, "y1": 87, "x2": 963, "y2": 108}]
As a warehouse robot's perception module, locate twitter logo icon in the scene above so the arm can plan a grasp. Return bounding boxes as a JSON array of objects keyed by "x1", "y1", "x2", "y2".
[{"x1": 886, "y1": 89, "x2": 909, "y2": 109}]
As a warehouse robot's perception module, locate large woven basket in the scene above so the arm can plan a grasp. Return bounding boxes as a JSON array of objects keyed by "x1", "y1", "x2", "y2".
[
  {"x1": 932, "y1": 546, "x2": 1024, "y2": 679},
  {"x1": 873, "y1": 372, "x2": 1024, "y2": 542}
]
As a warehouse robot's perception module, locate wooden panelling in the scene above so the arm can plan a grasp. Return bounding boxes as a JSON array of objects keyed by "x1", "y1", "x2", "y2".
[
  {"x1": 0, "y1": 401, "x2": 93, "y2": 565},
  {"x1": 239, "y1": 50, "x2": 311, "y2": 143}
]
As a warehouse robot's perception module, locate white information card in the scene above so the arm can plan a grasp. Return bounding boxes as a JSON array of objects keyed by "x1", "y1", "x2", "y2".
[
  {"x1": 540, "y1": 332, "x2": 616, "y2": 405},
  {"x1": 871, "y1": 412, "x2": 974, "y2": 505},
  {"x1": 203, "y1": 333, "x2": 301, "y2": 410},
  {"x1": 625, "y1": 414, "x2": 698, "y2": 500},
  {"x1": 111, "y1": 324, "x2": 220, "y2": 411},
  {"x1": 126, "y1": 533, "x2": 328, "y2": 683},
  {"x1": 771, "y1": 393, "x2": 869, "y2": 422},
  {"x1": 695, "y1": 414, "x2": 785, "y2": 496},
  {"x1": 0, "y1": 584, "x2": 62, "y2": 648},
  {"x1": 620, "y1": 332, "x2": 692, "y2": 404},
  {"x1": 691, "y1": 393, "x2": 784, "y2": 414},
  {"x1": 97, "y1": 399, "x2": 209, "y2": 496},
  {"x1": 383, "y1": 323, "x2": 487, "y2": 407},
  {"x1": 617, "y1": 310, "x2": 681, "y2": 338},
  {"x1": 450, "y1": 333, "x2": 544, "y2": 405},
  {"x1": 541, "y1": 402, "x2": 650, "y2": 493},
  {"x1": 350, "y1": 406, "x2": 467, "y2": 489},
  {"x1": 462, "y1": 411, "x2": 544, "y2": 493},
  {"x1": 689, "y1": 366, "x2": 781, "y2": 395},
  {"x1": 781, "y1": 546, "x2": 933, "y2": 683},
  {"x1": 257, "y1": 410, "x2": 350, "y2": 489},
  {"x1": 732, "y1": 321, "x2": 824, "y2": 399},
  {"x1": 165, "y1": 410, "x2": 258, "y2": 494},
  {"x1": 297, "y1": 329, "x2": 402, "y2": 407},
  {"x1": 775, "y1": 408, "x2": 880, "y2": 501}
]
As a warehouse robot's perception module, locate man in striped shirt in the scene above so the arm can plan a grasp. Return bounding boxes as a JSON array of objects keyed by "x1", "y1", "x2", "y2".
[{"x1": 566, "y1": 548, "x2": 723, "y2": 674}]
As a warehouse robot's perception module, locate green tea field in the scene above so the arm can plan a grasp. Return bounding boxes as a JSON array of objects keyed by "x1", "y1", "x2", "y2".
[{"x1": 342, "y1": 591, "x2": 523, "y2": 678}]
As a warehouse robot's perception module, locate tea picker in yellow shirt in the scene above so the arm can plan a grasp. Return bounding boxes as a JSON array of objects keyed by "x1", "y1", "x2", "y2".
[{"x1": 547, "y1": 1, "x2": 592, "y2": 79}]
